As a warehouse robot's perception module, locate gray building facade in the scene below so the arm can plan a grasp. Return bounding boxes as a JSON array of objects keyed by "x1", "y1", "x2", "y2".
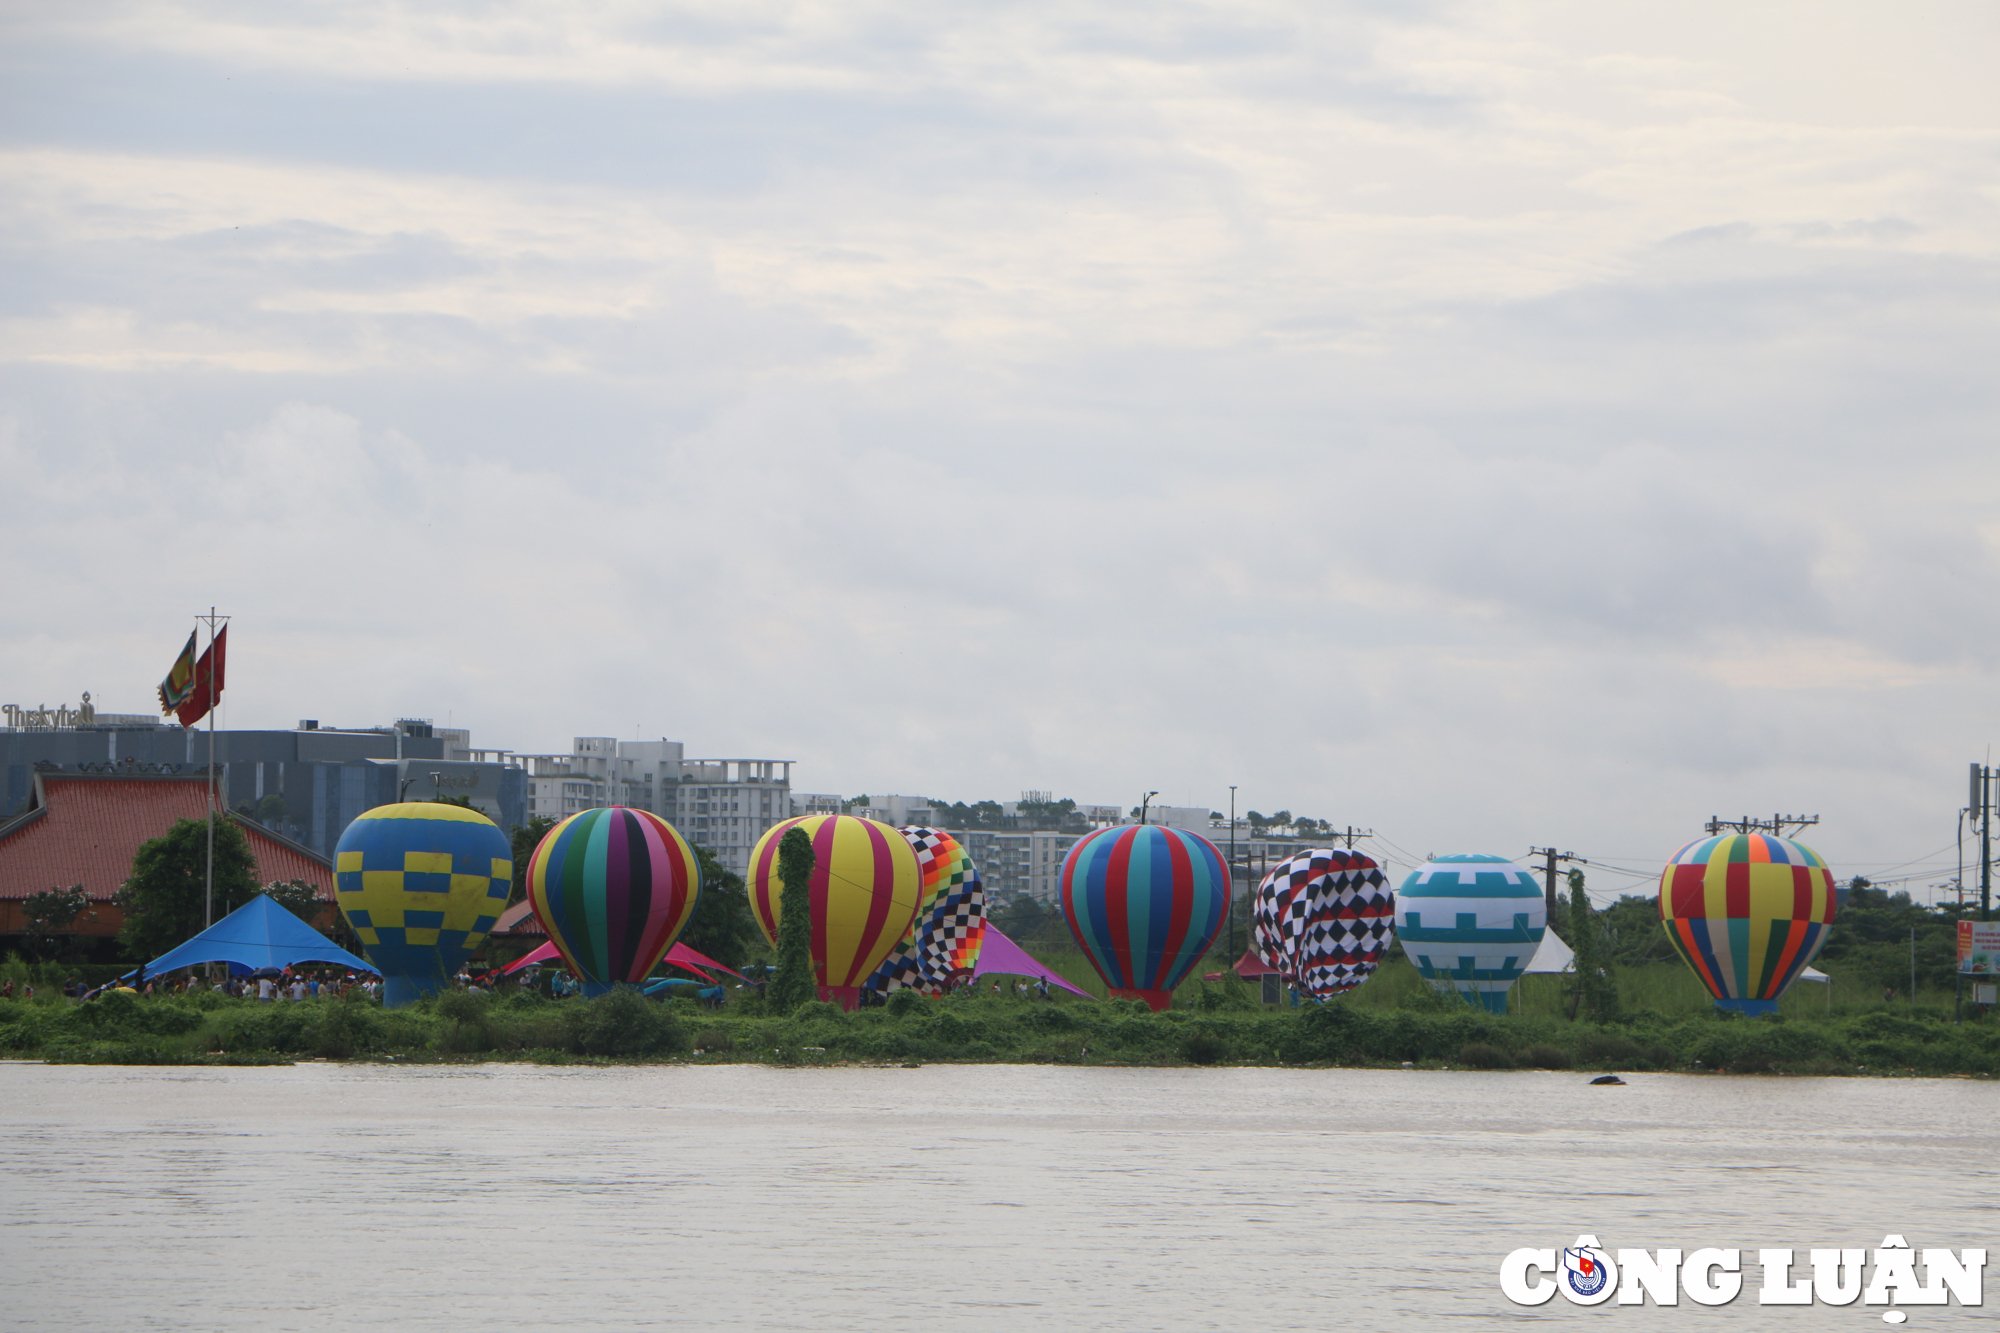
[{"x1": 0, "y1": 719, "x2": 526, "y2": 860}]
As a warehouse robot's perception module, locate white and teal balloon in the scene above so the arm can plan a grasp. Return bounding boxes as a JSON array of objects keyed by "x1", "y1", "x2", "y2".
[{"x1": 1394, "y1": 854, "x2": 1546, "y2": 1013}]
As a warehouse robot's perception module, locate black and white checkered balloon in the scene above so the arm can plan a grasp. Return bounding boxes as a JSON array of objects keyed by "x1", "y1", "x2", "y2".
[{"x1": 1253, "y1": 848, "x2": 1395, "y2": 998}]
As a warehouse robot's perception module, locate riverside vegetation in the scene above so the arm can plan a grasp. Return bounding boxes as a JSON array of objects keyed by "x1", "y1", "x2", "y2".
[
  {"x1": 3, "y1": 956, "x2": 1997, "y2": 1076},
  {"x1": 6, "y1": 869, "x2": 1988, "y2": 1075}
]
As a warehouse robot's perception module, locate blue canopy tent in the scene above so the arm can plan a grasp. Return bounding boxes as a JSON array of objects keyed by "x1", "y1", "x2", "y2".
[{"x1": 139, "y1": 893, "x2": 376, "y2": 978}]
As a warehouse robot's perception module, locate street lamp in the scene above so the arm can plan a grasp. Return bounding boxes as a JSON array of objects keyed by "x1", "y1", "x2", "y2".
[
  {"x1": 1228, "y1": 785, "x2": 1238, "y2": 957},
  {"x1": 1139, "y1": 791, "x2": 1161, "y2": 825}
]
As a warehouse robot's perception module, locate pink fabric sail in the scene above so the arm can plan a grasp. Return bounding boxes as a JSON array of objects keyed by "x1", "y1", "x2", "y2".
[
  {"x1": 971, "y1": 926, "x2": 1093, "y2": 997},
  {"x1": 499, "y1": 939, "x2": 748, "y2": 983}
]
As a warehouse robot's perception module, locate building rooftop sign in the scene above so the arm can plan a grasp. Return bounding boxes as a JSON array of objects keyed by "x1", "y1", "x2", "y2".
[{"x1": 2, "y1": 693, "x2": 97, "y2": 731}]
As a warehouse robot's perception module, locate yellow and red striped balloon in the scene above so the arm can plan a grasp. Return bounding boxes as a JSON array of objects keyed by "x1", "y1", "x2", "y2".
[{"x1": 749, "y1": 815, "x2": 922, "y2": 1007}]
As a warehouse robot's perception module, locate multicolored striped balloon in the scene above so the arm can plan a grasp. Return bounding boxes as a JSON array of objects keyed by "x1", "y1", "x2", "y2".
[
  {"x1": 1395, "y1": 854, "x2": 1545, "y2": 1013},
  {"x1": 1658, "y1": 833, "x2": 1836, "y2": 1014},
  {"x1": 1059, "y1": 824, "x2": 1229, "y2": 1011},
  {"x1": 749, "y1": 815, "x2": 923, "y2": 1008},
  {"x1": 334, "y1": 802, "x2": 513, "y2": 1008},
  {"x1": 526, "y1": 807, "x2": 702, "y2": 995},
  {"x1": 1253, "y1": 848, "x2": 1395, "y2": 999},
  {"x1": 862, "y1": 827, "x2": 987, "y2": 997}
]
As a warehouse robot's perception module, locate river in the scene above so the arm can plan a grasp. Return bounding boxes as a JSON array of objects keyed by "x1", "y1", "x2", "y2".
[{"x1": 0, "y1": 1063, "x2": 1994, "y2": 1329}]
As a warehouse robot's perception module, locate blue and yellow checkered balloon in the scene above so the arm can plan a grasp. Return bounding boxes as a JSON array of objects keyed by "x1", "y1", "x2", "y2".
[{"x1": 334, "y1": 802, "x2": 513, "y2": 1007}]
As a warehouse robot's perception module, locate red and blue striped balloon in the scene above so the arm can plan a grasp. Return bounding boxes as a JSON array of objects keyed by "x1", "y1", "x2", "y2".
[
  {"x1": 526, "y1": 807, "x2": 702, "y2": 995},
  {"x1": 1059, "y1": 824, "x2": 1229, "y2": 1011}
]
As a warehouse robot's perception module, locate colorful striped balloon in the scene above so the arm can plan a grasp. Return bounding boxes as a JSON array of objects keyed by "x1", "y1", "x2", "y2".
[
  {"x1": 1059, "y1": 824, "x2": 1229, "y2": 1011},
  {"x1": 749, "y1": 815, "x2": 923, "y2": 1008},
  {"x1": 1658, "y1": 833, "x2": 1836, "y2": 1015},
  {"x1": 526, "y1": 807, "x2": 702, "y2": 995},
  {"x1": 334, "y1": 802, "x2": 513, "y2": 1008}
]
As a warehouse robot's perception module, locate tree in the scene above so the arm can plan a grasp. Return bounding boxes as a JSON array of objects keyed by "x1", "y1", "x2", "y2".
[
  {"x1": 261, "y1": 878, "x2": 323, "y2": 920},
  {"x1": 508, "y1": 816, "x2": 558, "y2": 904},
  {"x1": 679, "y1": 844, "x2": 759, "y2": 968},
  {"x1": 21, "y1": 884, "x2": 88, "y2": 961},
  {"x1": 115, "y1": 817, "x2": 260, "y2": 958},
  {"x1": 1565, "y1": 868, "x2": 1619, "y2": 1023},
  {"x1": 766, "y1": 828, "x2": 817, "y2": 1013}
]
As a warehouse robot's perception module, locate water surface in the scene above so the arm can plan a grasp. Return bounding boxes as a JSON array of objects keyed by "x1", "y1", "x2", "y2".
[{"x1": 1, "y1": 1064, "x2": 1994, "y2": 1329}]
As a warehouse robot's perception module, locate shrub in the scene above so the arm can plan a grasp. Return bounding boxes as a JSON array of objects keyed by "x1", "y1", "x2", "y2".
[
  {"x1": 1521, "y1": 1044, "x2": 1573, "y2": 1070},
  {"x1": 1457, "y1": 1042, "x2": 1514, "y2": 1069},
  {"x1": 1577, "y1": 1031, "x2": 1641, "y2": 1067},
  {"x1": 311, "y1": 994, "x2": 386, "y2": 1058},
  {"x1": 1019, "y1": 1005, "x2": 1080, "y2": 1034},
  {"x1": 885, "y1": 989, "x2": 924, "y2": 1017},
  {"x1": 1181, "y1": 1028, "x2": 1229, "y2": 1065},
  {"x1": 560, "y1": 987, "x2": 687, "y2": 1057}
]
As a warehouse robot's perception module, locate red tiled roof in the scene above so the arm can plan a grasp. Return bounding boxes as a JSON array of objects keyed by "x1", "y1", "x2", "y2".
[
  {"x1": 0, "y1": 774, "x2": 334, "y2": 903},
  {"x1": 491, "y1": 898, "x2": 546, "y2": 937}
]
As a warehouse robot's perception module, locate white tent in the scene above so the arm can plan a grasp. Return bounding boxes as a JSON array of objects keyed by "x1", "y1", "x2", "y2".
[
  {"x1": 1798, "y1": 966, "x2": 1829, "y2": 983},
  {"x1": 1524, "y1": 929, "x2": 1574, "y2": 975}
]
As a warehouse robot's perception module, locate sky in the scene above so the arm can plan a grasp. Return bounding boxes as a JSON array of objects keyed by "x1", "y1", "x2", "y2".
[{"x1": 2, "y1": 2, "x2": 1997, "y2": 902}]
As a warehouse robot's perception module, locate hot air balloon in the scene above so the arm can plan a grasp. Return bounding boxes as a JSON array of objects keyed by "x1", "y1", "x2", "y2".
[
  {"x1": 863, "y1": 827, "x2": 987, "y2": 998},
  {"x1": 1394, "y1": 854, "x2": 1545, "y2": 1013},
  {"x1": 1658, "y1": 832, "x2": 1836, "y2": 1015},
  {"x1": 334, "y1": 802, "x2": 513, "y2": 1007},
  {"x1": 525, "y1": 807, "x2": 702, "y2": 996},
  {"x1": 749, "y1": 815, "x2": 923, "y2": 1008},
  {"x1": 1059, "y1": 823, "x2": 1228, "y2": 1011},
  {"x1": 1253, "y1": 848, "x2": 1395, "y2": 999}
]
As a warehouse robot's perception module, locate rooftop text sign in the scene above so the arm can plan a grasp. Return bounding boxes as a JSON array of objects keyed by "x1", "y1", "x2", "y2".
[{"x1": 2, "y1": 694, "x2": 96, "y2": 730}]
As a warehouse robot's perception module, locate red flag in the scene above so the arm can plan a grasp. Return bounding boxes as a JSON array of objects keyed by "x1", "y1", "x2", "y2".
[
  {"x1": 158, "y1": 632, "x2": 198, "y2": 714},
  {"x1": 176, "y1": 627, "x2": 228, "y2": 729}
]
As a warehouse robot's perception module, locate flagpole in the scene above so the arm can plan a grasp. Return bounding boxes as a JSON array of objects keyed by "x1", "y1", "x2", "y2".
[{"x1": 203, "y1": 607, "x2": 217, "y2": 929}]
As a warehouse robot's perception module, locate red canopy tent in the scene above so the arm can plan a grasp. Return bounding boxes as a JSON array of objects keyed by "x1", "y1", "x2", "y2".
[{"x1": 1232, "y1": 948, "x2": 1278, "y2": 980}]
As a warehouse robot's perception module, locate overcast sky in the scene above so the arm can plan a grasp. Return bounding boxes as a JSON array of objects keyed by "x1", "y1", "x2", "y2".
[{"x1": 3, "y1": 2, "x2": 1996, "y2": 900}]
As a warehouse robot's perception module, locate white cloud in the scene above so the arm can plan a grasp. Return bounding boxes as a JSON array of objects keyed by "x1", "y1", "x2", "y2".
[{"x1": 1, "y1": 1, "x2": 1996, "y2": 886}]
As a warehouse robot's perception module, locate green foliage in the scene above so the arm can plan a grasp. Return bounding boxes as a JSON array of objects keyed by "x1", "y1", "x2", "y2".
[
  {"x1": 559, "y1": 988, "x2": 687, "y2": 1056},
  {"x1": 766, "y1": 829, "x2": 817, "y2": 1014},
  {"x1": 1566, "y1": 869, "x2": 1620, "y2": 1023},
  {"x1": 260, "y1": 879, "x2": 323, "y2": 921},
  {"x1": 20, "y1": 884, "x2": 89, "y2": 961},
  {"x1": 508, "y1": 816, "x2": 558, "y2": 904},
  {"x1": 680, "y1": 844, "x2": 759, "y2": 968},
  {"x1": 1457, "y1": 1041, "x2": 1514, "y2": 1069},
  {"x1": 115, "y1": 818, "x2": 261, "y2": 958}
]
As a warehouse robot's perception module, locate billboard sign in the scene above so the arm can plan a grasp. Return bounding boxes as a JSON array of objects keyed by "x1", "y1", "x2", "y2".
[{"x1": 1956, "y1": 920, "x2": 2000, "y2": 975}]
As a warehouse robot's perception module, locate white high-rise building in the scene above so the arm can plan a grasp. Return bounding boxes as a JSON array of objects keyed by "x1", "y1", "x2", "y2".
[{"x1": 516, "y1": 739, "x2": 792, "y2": 878}]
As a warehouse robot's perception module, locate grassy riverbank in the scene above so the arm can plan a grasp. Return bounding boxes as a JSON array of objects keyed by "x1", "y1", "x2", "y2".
[{"x1": 4, "y1": 975, "x2": 1997, "y2": 1076}]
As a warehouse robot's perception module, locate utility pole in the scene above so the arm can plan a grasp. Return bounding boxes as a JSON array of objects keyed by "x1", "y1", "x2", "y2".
[
  {"x1": 1527, "y1": 846, "x2": 1587, "y2": 927},
  {"x1": 1973, "y1": 764, "x2": 1994, "y2": 921},
  {"x1": 1334, "y1": 825, "x2": 1374, "y2": 851},
  {"x1": 1704, "y1": 813, "x2": 1820, "y2": 838}
]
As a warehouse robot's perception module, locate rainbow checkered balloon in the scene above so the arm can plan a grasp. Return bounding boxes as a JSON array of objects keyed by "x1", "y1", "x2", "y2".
[{"x1": 1658, "y1": 833, "x2": 1836, "y2": 1014}]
